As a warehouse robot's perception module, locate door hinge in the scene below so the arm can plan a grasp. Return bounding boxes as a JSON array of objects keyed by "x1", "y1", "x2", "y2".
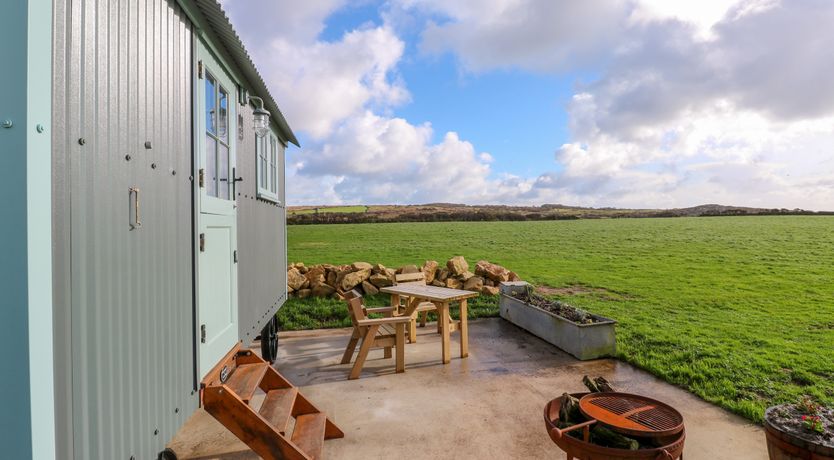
[
  {"x1": 200, "y1": 324, "x2": 206, "y2": 343},
  {"x1": 198, "y1": 60, "x2": 203, "y2": 79},
  {"x1": 198, "y1": 168, "x2": 205, "y2": 188},
  {"x1": 233, "y1": 250, "x2": 238, "y2": 263},
  {"x1": 199, "y1": 233, "x2": 205, "y2": 252}
]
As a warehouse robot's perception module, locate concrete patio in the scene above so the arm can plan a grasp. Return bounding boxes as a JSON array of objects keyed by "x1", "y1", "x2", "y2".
[{"x1": 169, "y1": 318, "x2": 767, "y2": 459}]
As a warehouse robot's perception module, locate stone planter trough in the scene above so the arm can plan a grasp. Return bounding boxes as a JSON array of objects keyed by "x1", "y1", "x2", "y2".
[{"x1": 499, "y1": 281, "x2": 617, "y2": 360}]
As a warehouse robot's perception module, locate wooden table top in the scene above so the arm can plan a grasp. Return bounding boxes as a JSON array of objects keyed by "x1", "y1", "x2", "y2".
[{"x1": 380, "y1": 284, "x2": 480, "y2": 302}]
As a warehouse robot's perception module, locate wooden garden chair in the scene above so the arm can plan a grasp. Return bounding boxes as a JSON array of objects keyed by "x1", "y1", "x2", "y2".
[
  {"x1": 394, "y1": 272, "x2": 440, "y2": 342},
  {"x1": 340, "y1": 290, "x2": 412, "y2": 380}
]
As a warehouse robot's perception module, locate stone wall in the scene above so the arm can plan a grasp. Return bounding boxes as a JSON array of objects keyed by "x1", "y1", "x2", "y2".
[{"x1": 287, "y1": 256, "x2": 522, "y2": 299}]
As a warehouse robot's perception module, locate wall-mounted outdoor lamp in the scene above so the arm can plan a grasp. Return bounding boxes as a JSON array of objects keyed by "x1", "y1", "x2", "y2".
[{"x1": 249, "y1": 96, "x2": 271, "y2": 138}]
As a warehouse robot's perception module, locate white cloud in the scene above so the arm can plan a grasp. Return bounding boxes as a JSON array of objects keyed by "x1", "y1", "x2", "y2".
[
  {"x1": 224, "y1": 0, "x2": 409, "y2": 139},
  {"x1": 224, "y1": 0, "x2": 834, "y2": 210}
]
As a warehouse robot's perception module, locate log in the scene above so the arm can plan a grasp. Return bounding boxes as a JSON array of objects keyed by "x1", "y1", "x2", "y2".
[
  {"x1": 559, "y1": 392, "x2": 583, "y2": 424},
  {"x1": 583, "y1": 375, "x2": 601, "y2": 393},
  {"x1": 594, "y1": 376, "x2": 616, "y2": 392},
  {"x1": 590, "y1": 425, "x2": 640, "y2": 450},
  {"x1": 583, "y1": 375, "x2": 617, "y2": 393}
]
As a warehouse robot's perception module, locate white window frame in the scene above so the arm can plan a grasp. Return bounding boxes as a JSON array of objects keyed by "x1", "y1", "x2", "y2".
[{"x1": 256, "y1": 130, "x2": 283, "y2": 204}]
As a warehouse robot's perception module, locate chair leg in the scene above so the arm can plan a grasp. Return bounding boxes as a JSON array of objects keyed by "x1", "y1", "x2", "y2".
[
  {"x1": 340, "y1": 335, "x2": 359, "y2": 364},
  {"x1": 395, "y1": 323, "x2": 405, "y2": 373},
  {"x1": 409, "y1": 318, "x2": 417, "y2": 343},
  {"x1": 349, "y1": 325, "x2": 380, "y2": 380},
  {"x1": 384, "y1": 347, "x2": 392, "y2": 359},
  {"x1": 419, "y1": 311, "x2": 428, "y2": 327}
]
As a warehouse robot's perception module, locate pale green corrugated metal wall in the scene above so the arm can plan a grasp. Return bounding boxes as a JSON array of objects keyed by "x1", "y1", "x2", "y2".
[
  {"x1": 236, "y1": 102, "x2": 289, "y2": 345},
  {"x1": 52, "y1": 0, "x2": 198, "y2": 458}
]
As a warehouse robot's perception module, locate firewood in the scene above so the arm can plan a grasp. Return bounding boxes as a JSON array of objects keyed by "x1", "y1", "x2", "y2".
[
  {"x1": 583, "y1": 375, "x2": 601, "y2": 393},
  {"x1": 590, "y1": 425, "x2": 640, "y2": 450},
  {"x1": 583, "y1": 375, "x2": 617, "y2": 393},
  {"x1": 559, "y1": 392, "x2": 583, "y2": 423},
  {"x1": 594, "y1": 376, "x2": 616, "y2": 392}
]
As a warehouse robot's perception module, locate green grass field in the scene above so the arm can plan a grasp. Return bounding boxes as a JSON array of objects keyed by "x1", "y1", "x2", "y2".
[
  {"x1": 288, "y1": 205, "x2": 368, "y2": 215},
  {"x1": 284, "y1": 216, "x2": 834, "y2": 422}
]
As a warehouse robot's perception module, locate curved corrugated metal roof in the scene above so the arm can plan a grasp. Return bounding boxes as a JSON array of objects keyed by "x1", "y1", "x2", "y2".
[{"x1": 192, "y1": 0, "x2": 300, "y2": 146}]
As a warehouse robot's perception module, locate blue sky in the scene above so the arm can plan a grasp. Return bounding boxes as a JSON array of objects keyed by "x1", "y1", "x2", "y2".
[
  {"x1": 319, "y1": 2, "x2": 574, "y2": 178},
  {"x1": 224, "y1": 0, "x2": 834, "y2": 210}
]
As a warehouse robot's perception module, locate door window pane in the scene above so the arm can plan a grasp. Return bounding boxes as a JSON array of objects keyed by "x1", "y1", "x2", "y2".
[
  {"x1": 206, "y1": 135, "x2": 217, "y2": 197},
  {"x1": 205, "y1": 75, "x2": 216, "y2": 135},
  {"x1": 218, "y1": 143, "x2": 230, "y2": 200},
  {"x1": 260, "y1": 139, "x2": 268, "y2": 189},
  {"x1": 218, "y1": 86, "x2": 228, "y2": 142},
  {"x1": 270, "y1": 136, "x2": 278, "y2": 194}
]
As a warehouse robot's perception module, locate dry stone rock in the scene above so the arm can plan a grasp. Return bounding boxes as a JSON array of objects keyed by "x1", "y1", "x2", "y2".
[
  {"x1": 437, "y1": 268, "x2": 449, "y2": 281},
  {"x1": 431, "y1": 280, "x2": 445, "y2": 287},
  {"x1": 361, "y1": 281, "x2": 379, "y2": 295},
  {"x1": 484, "y1": 279, "x2": 495, "y2": 287},
  {"x1": 326, "y1": 270, "x2": 337, "y2": 286},
  {"x1": 480, "y1": 285, "x2": 500, "y2": 296},
  {"x1": 369, "y1": 273, "x2": 393, "y2": 288},
  {"x1": 446, "y1": 256, "x2": 468, "y2": 275},
  {"x1": 463, "y1": 276, "x2": 484, "y2": 291},
  {"x1": 475, "y1": 260, "x2": 510, "y2": 282},
  {"x1": 297, "y1": 289, "x2": 312, "y2": 299},
  {"x1": 460, "y1": 271, "x2": 476, "y2": 281},
  {"x1": 400, "y1": 264, "x2": 420, "y2": 274},
  {"x1": 312, "y1": 283, "x2": 336, "y2": 297},
  {"x1": 352, "y1": 261, "x2": 372, "y2": 271},
  {"x1": 508, "y1": 271, "x2": 521, "y2": 282},
  {"x1": 422, "y1": 260, "x2": 439, "y2": 283},
  {"x1": 445, "y1": 278, "x2": 463, "y2": 289},
  {"x1": 305, "y1": 266, "x2": 326, "y2": 286},
  {"x1": 372, "y1": 263, "x2": 387, "y2": 274},
  {"x1": 384, "y1": 268, "x2": 397, "y2": 278},
  {"x1": 287, "y1": 268, "x2": 307, "y2": 291},
  {"x1": 340, "y1": 268, "x2": 371, "y2": 291}
]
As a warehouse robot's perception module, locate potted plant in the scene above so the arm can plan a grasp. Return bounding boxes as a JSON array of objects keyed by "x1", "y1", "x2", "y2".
[
  {"x1": 764, "y1": 395, "x2": 833, "y2": 459},
  {"x1": 499, "y1": 282, "x2": 616, "y2": 360}
]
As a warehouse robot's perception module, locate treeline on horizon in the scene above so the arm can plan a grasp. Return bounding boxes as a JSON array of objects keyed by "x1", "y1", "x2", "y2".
[{"x1": 287, "y1": 206, "x2": 831, "y2": 225}]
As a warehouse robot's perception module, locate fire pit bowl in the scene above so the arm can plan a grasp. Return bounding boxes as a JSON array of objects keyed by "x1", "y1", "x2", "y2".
[{"x1": 544, "y1": 393, "x2": 686, "y2": 460}]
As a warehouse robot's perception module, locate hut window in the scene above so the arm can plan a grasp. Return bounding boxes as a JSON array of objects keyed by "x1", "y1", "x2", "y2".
[{"x1": 256, "y1": 130, "x2": 282, "y2": 203}]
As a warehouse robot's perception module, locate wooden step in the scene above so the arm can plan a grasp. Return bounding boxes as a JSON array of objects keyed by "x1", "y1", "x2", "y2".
[
  {"x1": 225, "y1": 363, "x2": 269, "y2": 403},
  {"x1": 258, "y1": 387, "x2": 298, "y2": 434},
  {"x1": 290, "y1": 413, "x2": 327, "y2": 460}
]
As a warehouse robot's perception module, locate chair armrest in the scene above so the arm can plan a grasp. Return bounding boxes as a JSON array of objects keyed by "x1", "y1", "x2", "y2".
[
  {"x1": 356, "y1": 316, "x2": 412, "y2": 326},
  {"x1": 365, "y1": 307, "x2": 397, "y2": 314}
]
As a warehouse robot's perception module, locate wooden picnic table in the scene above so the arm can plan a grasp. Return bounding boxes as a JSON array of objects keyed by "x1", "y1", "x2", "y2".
[{"x1": 379, "y1": 284, "x2": 479, "y2": 364}]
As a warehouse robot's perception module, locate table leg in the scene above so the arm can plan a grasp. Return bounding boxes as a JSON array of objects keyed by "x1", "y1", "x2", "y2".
[
  {"x1": 459, "y1": 299, "x2": 468, "y2": 358},
  {"x1": 408, "y1": 298, "x2": 418, "y2": 343},
  {"x1": 440, "y1": 302, "x2": 451, "y2": 364}
]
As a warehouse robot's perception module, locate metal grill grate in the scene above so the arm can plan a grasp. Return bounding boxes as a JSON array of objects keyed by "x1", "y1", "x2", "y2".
[{"x1": 579, "y1": 393, "x2": 684, "y2": 437}]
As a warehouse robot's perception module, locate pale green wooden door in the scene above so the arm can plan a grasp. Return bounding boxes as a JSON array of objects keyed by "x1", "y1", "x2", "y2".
[{"x1": 197, "y1": 40, "x2": 239, "y2": 377}]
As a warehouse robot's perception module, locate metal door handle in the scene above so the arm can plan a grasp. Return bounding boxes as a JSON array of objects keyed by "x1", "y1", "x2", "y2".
[
  {"x1": 130, "y1": 187, "x2": 142, "y2": 229},
  {"x1": 232, "y1": 167, "x2": 243, "y2": 196}
]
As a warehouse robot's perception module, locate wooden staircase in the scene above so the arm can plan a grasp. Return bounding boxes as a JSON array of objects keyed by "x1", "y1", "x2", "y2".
[{"x1": 201, "y1": 344, "x2": 344, "y2": 459}]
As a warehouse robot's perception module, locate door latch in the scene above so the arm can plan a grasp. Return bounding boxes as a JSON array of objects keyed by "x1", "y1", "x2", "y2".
[
  {"x1": 233, "y1": 250, "x2": 238, "y2": 263},
  {"x1": 198, "y1": 168, "x2": 205, "y2": 188},
  {"x1": 200, "y1": 324, "x2": 206, "y2": 343},
  {"x1": 199, "y1": 233, "x2": 205, "y2": 252},
  {"x1": 198, "y1": 60, "x2": 203, "y2": 79}
]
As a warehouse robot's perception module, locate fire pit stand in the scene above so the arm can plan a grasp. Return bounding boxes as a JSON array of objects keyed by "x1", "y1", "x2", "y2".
[{"x1": 544, "y1": 393, "x2": 686, "y2": 460}]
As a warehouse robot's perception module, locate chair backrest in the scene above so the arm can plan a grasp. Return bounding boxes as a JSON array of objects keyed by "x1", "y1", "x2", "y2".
[
  {"x1": 395, "y1": 272, "x2": 426, "y2": 285},
  {"x1": 344, "y1": 290, "x2": 367, "y2": 327}
]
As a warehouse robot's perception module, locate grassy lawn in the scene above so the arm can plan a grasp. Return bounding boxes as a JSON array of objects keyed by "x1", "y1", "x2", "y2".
[
  {"x1": 283, "y1": 216, "x2": 834, "y2": 423},
  {"x1": 288, "y1": 205, "x2": 368, "y2": 215}
]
